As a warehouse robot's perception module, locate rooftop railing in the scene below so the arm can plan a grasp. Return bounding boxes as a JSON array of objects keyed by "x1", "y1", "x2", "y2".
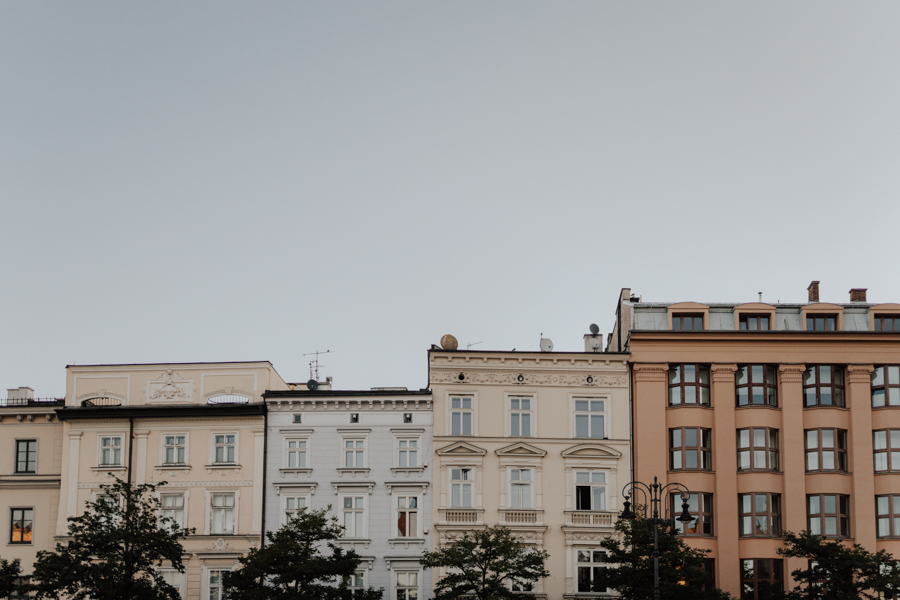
[{"x1": 0, "y1": 397, "x2": 65, "y2": 407}]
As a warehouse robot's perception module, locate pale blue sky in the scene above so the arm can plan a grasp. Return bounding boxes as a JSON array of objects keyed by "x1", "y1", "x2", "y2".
[{"x1": 3, "y1": 2, "x2": 900, "y2": 396}]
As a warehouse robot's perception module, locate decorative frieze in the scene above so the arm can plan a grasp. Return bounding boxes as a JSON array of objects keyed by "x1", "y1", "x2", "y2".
[
  {"x1": 430, "y1": 370, "x2": 626, "y2": 388},
  {"x1": 145, "y1": 369, "x2": 194, "y2": 401}
]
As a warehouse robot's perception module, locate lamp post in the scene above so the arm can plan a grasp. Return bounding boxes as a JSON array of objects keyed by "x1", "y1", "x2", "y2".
[{"x1": 619, "y1": 476, "x2": 694, "y2": 600}]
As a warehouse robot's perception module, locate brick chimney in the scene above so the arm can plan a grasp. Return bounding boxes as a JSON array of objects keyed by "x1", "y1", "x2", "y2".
[
  {"x1": 807, "y1": 281, "x2": 820, "y2": 303},
  {"x1": 849, "y1": 288, "x2": 867, "y2": 303}
]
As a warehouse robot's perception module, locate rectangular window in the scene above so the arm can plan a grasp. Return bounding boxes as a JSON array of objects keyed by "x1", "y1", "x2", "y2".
[
  {"x1": 739, "y1": 494, "x2": 782, "y2": 537},
  {"x1": 161, "y1": 493, "x2": 185, "y2": 528},
  {"x1": 673, "y1": 493, "x2": 713, "y2": 536},
  {"x1": 803, "y1": 365, "x2": 845, "y2": 407},
  {"x1": 577, "y1": 550, "x2": 607, "y2": 593},
  {"x1": 450, "y1": 468, "x2": 473, "y2": 508},
  {"x1": 575, "y1": 471, "x2": 606, "y2": 511},
  {"x1": 284, "y1": 495, "x2": 307, "y2": 524},
  {"x1": 396, "y1": 571, "x2": 418, "y2": 600},
  {"x1": 160, "y1": 570, "x2": 184, "y2": 599},
  {"x1": 396, "y1": 496, "x2": 418, "y2": 537},
  {"x1": 670, "y1": 428, "x2": 712, "y2": 471},
  {"x1": 210, "y1": 493, "x2": 235, "y2": 534},
  {"x1": 876, "y1": 495, "x2": 900, "y2": 538},
  {"x1": 450, "y1": 396, "x2": 473, "y2": 435},
  {"x1": 806, "y1": 315, "x2": 837, "y2": 331},
  {"x1": 342, "y1": 496, "x2": 365, "y2": 538},
  {"x1": 15, "y1": 440, "x2": 37, "y2": 474},
  {"x1": 397, "y1": 439, "x2": 418, "y2": 467},
  {"x1": 100, "y1": 436, "x2": 123, "y2": 466},
  {"x1": 668, "y1": 365, "x2": 710, "y2": 406},
  {"x1": 672, "y1": 314, "x2": 703, "y2": 331},
  {"x1": 874, "y1": 430, "x2": 900, "y2": 472},
  {"x1": 574, "y1": 399, "x2": 605, "y2": 438},
  {"x1": 286, "y1": 439, "x2": 307, "y2": 468},
  {"x1": 875, "y1": 316, "x2": 900, "y2": 332},
  {"x1": 737, "y1": 428, "x2": 779, "y2": 471},
  {"x1": 214, "y1": 434, "x2": 236, "y2": 464},
  {"x1": 739, "y1": 315, "x2": 770, "y2": 331},
  {"x1": 509, "y1": 469, "x2": 533, "y2": 509},
  {"x1": 208, "y1": 570, "x2": 228, "y2": 600},
  {"x1": 343, "y1": 439, "x2": 365, "y2": 467},
  {"x1": 807, "y1": 494, "x2": 850, "y2": 538},
  {"x1": 164, "y1": 435, "x2": 186, "y2": 464},
  {"x1": 9, "y1": 508, "x2": 33, "y2": 544},
  {"x1": 740, "y1": 559, "x2": 784, "y2": 600},
  {"x1": 872, "y1": 366, "x2": 900, "y2": 407},
  {"x1": 509, "y1": 397, "x2": 532, "y2": 437},
  {"x1": 736, "y1": 365, "x2": 778, "y2": 407},
  {"x1": 805, "y1": 429, "x2": 848, "y2": 472},
  {"x1": 345, "y1": 571, "x2": 365, "y2": 592}
]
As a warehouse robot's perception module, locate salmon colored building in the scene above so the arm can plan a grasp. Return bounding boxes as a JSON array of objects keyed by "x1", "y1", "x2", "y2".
[{"x1": 608, "y1": 283, "x2": 900, "y2": 599}]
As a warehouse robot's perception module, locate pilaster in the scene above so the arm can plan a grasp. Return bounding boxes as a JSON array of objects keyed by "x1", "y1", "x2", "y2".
[
  {"x1": 251, "y1": 430, "x2": 265, "y2": 535},
  {"x1": 847, "y1": 365, "x2": 876, "y2": 549},
  {"x1": 632, "y1": 364, "x2": 669, "y2": 486},
  {"x1": 134, "y1": 431, "x2": 150, "y2": 485},
  {"x1": 778, "y1": 364, "x2": 806, "y2": 590},
  {"x1": 711, "y1": 364, "x2": 739, "y2": 594}
]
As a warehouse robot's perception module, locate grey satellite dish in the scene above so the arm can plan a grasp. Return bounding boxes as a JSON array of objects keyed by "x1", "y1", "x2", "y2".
[
  {"x1": 590, "y1": 323, "x2": 600, "y2": 335},
  {"x1": 307, "y1": 379, "x2": 318, "y2": 391},
  {"x1": 540, "y1": 338, "x2": 554, "y2": 352}
]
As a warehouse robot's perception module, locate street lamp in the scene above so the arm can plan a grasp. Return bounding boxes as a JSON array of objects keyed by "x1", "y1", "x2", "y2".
[{"x1": 619, "y1": 476, "x2": 694, "y2": 600}]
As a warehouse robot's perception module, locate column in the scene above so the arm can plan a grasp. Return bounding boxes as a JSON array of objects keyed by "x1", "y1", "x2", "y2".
[
  {"x1": 711, "y1": 364, "x2": 739, "y2": 595},
  {"x1": 779, "y1": 364, "x2": 807, "y2": 590},
  {"x1": 135, "y1": 431, "x2": 149, "y2": 485},
  {"x1": 847, "y1": 365, "x2": 876, "y2": 550},
  {"x1": 251, "y1": 429, "x2": 265, "y2": 536},
  {"x1": 632, "y1": 364, "x2": 669, "y2": 484}
]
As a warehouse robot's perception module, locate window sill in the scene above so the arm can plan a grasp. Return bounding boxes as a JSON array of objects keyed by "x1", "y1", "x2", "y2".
[
  {"x1": 91, "y1": 465, "x2": 126, "y2": 475},
  {"x1": 279, "y1": 468, "x2": 313, "y2": 478},
  {"x1": 204, "y1": 464, "x2": 242, "y2": 475},
  {"x1": 388, "y1": 537, "x2": 426, "y2": 548},
  {"x1": 803, "y1": 405, "x2": 849, "y2": 411},
  {"x1": 391, "y1": 467, "x2": 425, "y2": 476},
  {"x1": 739, "y1": 535, "x2": 783, "y2": 539},
  {"x1": 666, "y1": 404, "x2": 712, "y2": 409},
  {"x1": 667, "y1": 470, "x2": 715, "y2": 474},
  {"x1": 805, "y1": 470, "x2": 852, "y2": 475},
  {"x1": 737, "y1": 469, "x2": 782, "y2": 474},
  {"x1": 337, "y1": 467, "x2": 370, "y2": 477},
  {"x1": 7, "y1": 542, "x2": 33, "y2": 546},
  {"x1": 12, "y1": 471, "x2": 37, "y2": 476},
  {"x1": 335, "y1": 538, "x2": 371, "y2": 549},
  {"x1": 735, "y1": 404, "x2": 780, "y2": 410},
  {"x1": 155, "y1": 464, "x2": 192, "y2": 475},
  {"x1": 872, "y1": 406, "x2": 900, "y2": 410}
]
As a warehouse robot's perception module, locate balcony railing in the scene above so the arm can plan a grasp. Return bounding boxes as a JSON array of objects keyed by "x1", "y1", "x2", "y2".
[
  {"x1": 0, "y1": 398, "x2": 64, "y2": 407},
  {"x1": 443, "y1": 510, "x2": 479, "y2": 524},
  {"x1": 499, "y1": 510, "x2": 541, "y2": 525},
  {"x1": 81, "y1": 397, "x2": 122, "y2": 407},
  {"x1": 565, "y1": 510, "x2": 616, "y2": 527}
]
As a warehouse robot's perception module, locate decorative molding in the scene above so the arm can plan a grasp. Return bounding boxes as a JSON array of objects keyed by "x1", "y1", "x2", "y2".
[
  {"x1": 385, "y1": 482, "x2": 429, "y2": 495},
  {"x1": 332, "y1": 482, "x2": 376, "y2": 495},
  {"x1": 430, "y1": 370, "x2": 626, "y2": 388},
  {"x1": 778, "y1": 365, "x2": 806, "y2": 384},
  {"x1": 564, "y1": 530, "x2": 617, "y2": 542},
  {"x1": 205, "y1": 464, "x2": 242, "y2": 476},
  {"x1": 710, "y1": 364, "x2": 738, "y2": 383},
  {"x1": 278, "y1": 468, "x2": 314, "y2": 479},
  {"x1": 77, "y1": 480, "x2": 254, "y2": 489},
  {"x1": 206, "y1": 537, "x2": 231, "y2": 551},
  {"x1": 633, "y1": 364, "x2": 668, "y2": 383},
  {"x1": 390, "y1": 467, "x2": 426, "y2": 477},
  {"x1": 495, "y1": 442, "x2": 548, "y2": 457},
  {"x1": 847, "y1": 365, "x2": 875, "y2": 384},
  {"x1": 145, "y1": 369, "x2": 194, "y2": 401},
  {"x1": 155, "y1": 465, "x2": 192, "y2": 477},
  {"x1": 269, "y1": 399, "x2": 432, "y2": 412},
  {"x1": 273, "y1": 482, "x2": 317, "y2": 496},
  {"x1": 436, "y1": 441, "x2": 488, "y2": 456}
]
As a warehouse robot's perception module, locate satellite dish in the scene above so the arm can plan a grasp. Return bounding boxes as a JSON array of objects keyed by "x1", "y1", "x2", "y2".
[
  {"x1": 306, "y1": 379, "x2": 318, "y2": 391},
  {"x1": 440, "y1": 334, "x2": 459, "y2": 350},
  {"x1": 590, "y1": 323, "x2": 600, "y2": 335},
  {"x1": 540, "y1": 338, "x2": 554, "y2": 352}
]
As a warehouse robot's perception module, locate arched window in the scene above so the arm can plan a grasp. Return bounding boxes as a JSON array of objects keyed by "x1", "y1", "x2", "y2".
[{"x1": 207, "y1": 394, "x2": 250, "y2": 405}]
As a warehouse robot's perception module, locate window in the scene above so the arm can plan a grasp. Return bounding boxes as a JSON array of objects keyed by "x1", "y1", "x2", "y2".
[
  {"x1": 343, "y1": 439, "x2": 365, "y2": 467},
  {"x1": 672, "y1": 314, "x2": 703, "y2": 331},
  {"x1": 806, "y1": 315, "x2": 837, "y2": 331},
  {"x1": 575, "y1": 471, "x2": 606, "y2": 511},
  {"x1": 808, "y1": 494, "x2": 850, "y2": 537},
  {"x1": 164, "y1": 435, "x2": 186, "y2": 464},
  {"x1": 350, "y1": 413, "x2": 359, "y2": 423},
  {"x1": 208, "y1": 570, "x2": 229, "y2": 600},
  {"x1": 740, "y1": 559, "x2": 784, "y2": 600},
  {"x1": 739, "y1": 494, "x2": 782, "y2": 537},
  {"x1": 877, "y1": 495, "x2": 900, "y2": 538},
  {"x1": 803, "y1": 365, "x2": 845, "y2": 407},
  {"x1": 161, "y1": 493, "x2": 185, "y2": 528},
  {"x1": 342, "y1": 496, "x2": 365, "y2": 538},
  {"x1": 15, "y1": 440, "x2": 36, "y2": 474},
  {"x1": 509, "y1": 469, "x2": 533, "y2": 509},
  {"x1": 286, "y1": 439, "x2": 307, "y2": 468},
  {"x1": 668, "y1": 365, "x2": 710, "y2": 406},
  {"x1": 509, "y1": 397, "x2": 532, "y2": 437},
  {"x1": 670, "y1": 427, "x2": 712, "y2": 471},
  {"x1": 874, "y1": 430, "x2": 900, "y2": 472},
  {"x1": 210, "y1": 493, "x2": 235, "y2": 534},
  {"x1": 574, "y1": 399, "x2": 605, "y2": 438},
  {"x1": 345, "y1": 571, "x2": 365, "y2": 593},
  {"x1": 9, "y1": 508, "x2": 33, "y2": 544},
  {"x1": 450, "y1": 468, "x2": 473, "y2": 508},
  {"x1": 577, "y1": 550, "x2": 608, "y2": 593},
  {"x1": 875, "y1": 316, "x2": 900, "y2": 332},
  {"x1": 872, "y1": 367, "x2": 900, "y2": 407},
  {"x1": 160, "y1": 570, "x2": 184, "y2": 599},
  {"x1": 396, "y1": 571, "x2": 418, "y2": 600},
  {"x1": 739, "y1": 315, "x2": 770, "y2": 331},
  {"x1": 397, "y1": 439, "x2": 418, "y2": 467},
  {"x1": 213, "y1": 434, "x2": 236, "y2": 464},
  {"x1": 673, "y1": 493, "x2": 713, "y2": 536},
  {"x1": 100, "y1": 436, "x2": 123, "y2": 466},
  {"x1": 284, "y1": 495, "x2": 307, "y2": 524},
  {"x1": 450, "y1": 396, "x2": 473, "y2": 435},
  {"x1": 736, "y1": 365, "x2": 778, "y2": 407},
  {"x1": 805, "y1": 429, "x2": 848, "y2": 472},
  {"x1": 292, "y1": 414, "x2": 302, "y2": 424},
  {"x1": 396, "y1": 496, "x2": 418, "y2": 537},
  {"x1": 403, "y1": 413, "x2": 413, "y2": 423},
  {"x1": 737, "y1": 428, "x2": 779, "y2": 471}
]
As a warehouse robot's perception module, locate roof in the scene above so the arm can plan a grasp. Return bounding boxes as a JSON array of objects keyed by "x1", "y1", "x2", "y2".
[{"x1": 265, "y1": 389, "x2": 431, "y2": 399}]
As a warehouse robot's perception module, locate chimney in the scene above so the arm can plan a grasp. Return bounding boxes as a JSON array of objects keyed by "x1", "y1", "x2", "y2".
[
  {"x1": 807, "y1": 281, "x2": 820, "y2": 303},
  {"x1": 849, "y1": 288, "x2": 867, "y2": 303},
  {"x1": 6, "y1": 387, "x2": 34, "y2": 401}
]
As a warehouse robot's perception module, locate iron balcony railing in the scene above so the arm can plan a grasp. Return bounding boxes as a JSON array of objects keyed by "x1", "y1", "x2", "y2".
[{"x1": 0, "y1": 398, "x2": 65, "y2": 407}]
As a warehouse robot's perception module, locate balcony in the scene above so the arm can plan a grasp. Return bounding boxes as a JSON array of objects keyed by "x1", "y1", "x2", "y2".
[
  {"x1": 439, "y1": 508, "x2": 482, "y2": 525},
  {"x1": 565, "y1": 510, "x2": 617, "y2": 528},
  {"x1": 0, "y1": 397, "x2": 64, "y2": 408},
  {"x1": 499, "y1": 509, "x2": 542, "y2": 525},
  {"x1": 81, "y1": 397, "x2": 122, "y2": 407}
]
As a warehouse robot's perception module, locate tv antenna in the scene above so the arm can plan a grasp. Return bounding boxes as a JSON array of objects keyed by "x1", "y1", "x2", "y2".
[
  {"x1": 467, "y1": 341, "x2": 483, "y2": 350},
  {"x1": 303, "y1": 350, "x2": 332, "y2": 381}
]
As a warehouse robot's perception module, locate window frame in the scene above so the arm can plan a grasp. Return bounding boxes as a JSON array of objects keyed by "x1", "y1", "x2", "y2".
[
  {"x1": 341, "y1": 436, "x2": 367, "y2": 469},
  {"x1": 806, "y1": 314, "x2": 838, "y2": 331},
  {"x1": 576, "y1": 549, "x2": 610, "y2": 593},
  {"x1": 872, "y1": 366, "x2": 900, "y2": 408},
  {"x1": 284, "y1": 437, "x2": 309, "y2": 469},
  {"x1": 508, "y1": 468, "x2": 534, "y2": 509},
  {"x1": 159, "y1": 569, "x2": 185, "y2": 599},
  {"x1": 14, "y1": 439, "x2": 37, "y2": 474},
  {"x1": 737, "y1": 428, "x2": 780, "y2": 472},
  {"x1": 669, "y1": 427, "x2": 712, "y2": 471},
  {"x1": 395, "y1": 494, "x2": 420, "y2": 538},
  {"x1": 340, "y1": 494, "x2": 366, "y2": 539},
  {"x1": 738, "y1": 493, "x2": 782, "y2": 538},
  {"x1": 573, "y1": 397, "x2": 607, "y2": 439},
  {"x1": 874, "y1": 316, "x2": 900, "y2": 332},
  {"x1": 396, "y1": 437, "x2": 420, "y2": 468},
  {"x1": 874, "y1": 429, "x2": 900, "y2": 473},
  {"x1": 160, "y1": 491, "x2": 186, "y2": 529},
  {"x1": 668, "y1": 365, "x2": 711, "y2": 406},
  {"x1": 209, "y1": 491, "x2": 236, "y2": 535},
  {"x1": 9, "y1": 507, "x2": 33, "y2": 544},
  {"x1": 807, "y1": 494, "x2": 850, "y2": 538},
  {"x1": 162, "y1": 433, "x2": 188, "y2": 466},
  {"x1": 876, "y1": 495, "x2": 900, "y2": 539},
  {"x1": 735, "y1": 365, "x2": 778, "y2": 407},
  {"x1": 345, "y1": 570, "x2": 367, "y2": 593},
  {"x1": 283, "y1": 493, "x2": 309, "y2": 525},
  {"x1": 207, "y1": 568, "x2": 230, "y2": 600},
  {"x1": 804, "y1": 428, "x2": 848, "y2": 473},
  {"x1": 672, "y1": 492, "x2": 714, "y2": 536},
  {"x1": 395, "y1": 570, "x2": 420, "y2": 600},
  {"x1": 508, "y1": 395, "x2": 534, "y2": 437},
  {"x1": 740, "y1": 558, "x2": 784, "y2": 600},
  {"x1": 450, "y1": 467, "x2": 475, "y2": 508},
  {"x1": 210, "y1": 432, "x2": 238, "y2": 465},
  {"x1": 739, "y1": 314, "x2": 771, "y2": 331},
  {"x1": 98, "y1": 434, "x2": 124, "y2": 467},
  {"x1": 449, "y1": 394, "x2": 475, "y2": 436},
  {"x1": 574, "y1": 471, "x2": 607, "y2": 511},
  {"x1": 672, "y1": 313, "x2": 704, "y2": 331},
  {"x1": 802, "y1": 365, "x2": 845, "y2": 408}
]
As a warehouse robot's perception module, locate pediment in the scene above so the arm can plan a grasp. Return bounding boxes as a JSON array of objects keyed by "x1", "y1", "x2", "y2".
[
  {"x1": 561, "y1": 443, "x2": 622, "y2": 459},
  {"x1": 436, "y1": 441, "x2": 487, "y2": 456},
  {"x1": 495, "y1": 442, "x2": 547, "y2": 457}
]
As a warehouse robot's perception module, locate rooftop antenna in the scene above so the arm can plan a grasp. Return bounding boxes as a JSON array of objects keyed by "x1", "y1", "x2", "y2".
[
  {"x1": 303, "y1": 350, "x2": 332, "y2": 381},
  {"x1": 758, "y1": 292, "x2": 762, "y2": 302},
  {"x1": 467, "y1": 341, "x2": 483, "y2": 350}
]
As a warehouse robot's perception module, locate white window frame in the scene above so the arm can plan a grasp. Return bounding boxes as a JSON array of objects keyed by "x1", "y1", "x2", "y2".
[
  {"x1": 205, "y1": 567, "x2": 231, "y2": 600},
  {"x1": 346, "y1": 569, "x2": 367, "y2": 592},
  {"x1": 393, "y1": 569, "x2": 421, "y2": 600},
  {"x1": 282, "y1": 493, "x2": 310, "y2": 525},
  {"x1": 394, "y1": 494, "x2": 421, "y2": 538},
  {"x1": 574, "y1": 470, "x2": 607, "y2": 511},
  {"x1": 340, "y1": 494, "x2": 367, "y2": 539},
  {"x1": 506, "y1": 394, "x2": 536, "y2": 437},
  {"x1": 161, "y1": 432, "x2": 188, "y2": 465},
  {"x1": 571, "y1": 396, "x2": 610, "y2": 439},
  {"x1": 341, "y1": 436, "x2": 367, "y2": 468},
  {"x1": 159, "y1": 490, "x2": 188, "y2": 529},
  {"x1": 397, "y1": 438, "x2": 420, "y2": 468},
  {"x1": 446, "y1": 392, "x2": 477, "y2": 436},
  {"x1": 575, "y1": 548, "x2": 611, "y2": 594},
  {"x1": 450, "y1": 467, "x2": 475, "y2": 508},
  {"x1": 97, "y1": 433, "x2": 125, "y2": 466},
  {"x1": 508, "y1": 468, "x2": 534, "y2": 509},
  {"x1": 159, "y1": 568, "x2": 185, "y2": 599},
  {"x1": 210, "y1": 432, "x2": 238, "y2": 465},
  {"x1": 284, "y1": 437, "x2": 309, "y2": 469},
  {"x1": 206, "y1": 490, "x2": 239, "y2": 535}
]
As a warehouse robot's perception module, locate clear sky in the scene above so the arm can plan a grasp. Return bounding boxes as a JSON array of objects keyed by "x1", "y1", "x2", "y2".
[{"x1": 2, "y1": 2, "x2": 900, "y2": 397}]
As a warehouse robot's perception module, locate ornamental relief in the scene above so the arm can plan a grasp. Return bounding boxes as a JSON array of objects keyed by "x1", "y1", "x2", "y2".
[
  {"x1": 145, "y1": 369, "x2": 195, "y2": 401},
  {"x1": 430, "y1": 371, "x2": 626, "y2": 388}
]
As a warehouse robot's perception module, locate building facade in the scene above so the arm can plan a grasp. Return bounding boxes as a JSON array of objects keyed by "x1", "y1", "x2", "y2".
[
  {"x1": 609, "y1": 284, "x2": 900, "y2": 598},
  {"x1": 429, "y1": 347, "x2": 630, "y2": 599},
  {"x1": 263, "y1": 385, "x2": 433, "y2": 599}
]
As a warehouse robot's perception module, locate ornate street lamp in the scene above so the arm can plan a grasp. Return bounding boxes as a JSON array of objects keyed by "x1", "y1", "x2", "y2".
[{"x1": 619, "y1": 476, "x2": 694, "y2": 600}]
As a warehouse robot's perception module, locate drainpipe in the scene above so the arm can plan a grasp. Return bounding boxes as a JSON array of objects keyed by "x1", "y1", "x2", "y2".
[
  {"x1": 127, "y1": 417, "x2": 135, "y2": 486},
  {"x1": 260, "y1": 406, "x2": 268, "y2": 548},
  {"x1": 629, "y1": 364, "x2": 634, "y2": 484}
]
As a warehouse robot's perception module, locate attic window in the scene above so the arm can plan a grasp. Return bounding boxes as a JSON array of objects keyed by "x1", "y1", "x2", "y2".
[
  {"x1": 207, "y1": 394, "x2": 249, "y2": 405},
  {"x1": 672, "y1": 314, "x2": 703, "y2": 331},
  {"x1": 293, "y1": 415, "x2": 302, "y2": 424},
  {"x1": 350, "y1": 413, "x2": 359, "y2": 423},
  {"x1": 739, "y1": 315, "x2": 770, "y2": 331}
]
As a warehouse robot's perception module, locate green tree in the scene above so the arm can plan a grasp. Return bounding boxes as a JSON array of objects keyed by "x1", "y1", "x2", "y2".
[
  {"x1": 223, "y1": 506, "x2": 383, "y2": 600},
  {"x1": 28, "y1": 477, "x2": 194, "y2": 600},
  {"x1": 778, "y1": 530, "x2": 900, "y2": 600},
  {"x1": 0, "y1": 557, "x2": 22, "y2": 598},
  {"x1": 592, "y1": 516, "x2": 732, "y2": 600},
  {"x1": 419, "y1": 526, "x2": 549, "y2": 600}
]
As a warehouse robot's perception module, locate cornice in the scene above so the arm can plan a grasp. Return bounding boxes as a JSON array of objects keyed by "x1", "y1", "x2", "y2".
[
  {"x1": 633, "y1": 364, "x2": 668, "y2": 383},
  {"x1": 778, "y1": 365, "x2": 806, "y2": 384},
  {"x1": 710, "y1": 364, "x2": 738, "y2": 383},
  {"x1": 430, "y1": 369, "x2": 626, "y2": 388},
  {"x1": 267, "y1": 398, "x2": 432, "y2": 411}
]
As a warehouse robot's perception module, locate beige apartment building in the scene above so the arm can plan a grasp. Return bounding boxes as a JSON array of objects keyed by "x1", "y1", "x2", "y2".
[{"x1": 429, "y1": 340, "x2": 630, "y2": 599}]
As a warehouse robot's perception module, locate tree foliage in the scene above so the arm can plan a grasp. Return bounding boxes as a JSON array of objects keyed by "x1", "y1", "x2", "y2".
[
  {"x1": 592, "y1": 516, "x2": 732, "y2": 600},
  {"x1": 0, "y1": 557, "x2": 22, "y2": 598},
  {"x1": 28, "y1": 478, "x2": 194, "y2": 600},
  {"x1": 223, "y1": 506, "x2": 382, "y2": 600},
  {"x1": 778, "y1": 530, "x2": 900, "y2": 600},
  {"x1": 419, "y1": 526, "x2": 549, "y2": 600}
]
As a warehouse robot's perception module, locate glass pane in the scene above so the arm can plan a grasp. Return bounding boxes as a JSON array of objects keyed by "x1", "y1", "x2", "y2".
[
  {"x1": 737, "y1": 367, "x2": 747, "y2": 385},
  {"x1": 738, "y1": 451, "x2": 750, "y2": 470},
  {"x1": 738, "y1": 429, "x2": 750, "y2": 449},
  {"x1": 751, "y1": 365, "x2": 763, "y2": 383},
  {"x1": 669, "y1": 387, "x2": 681, "y2": 405},
  {"x1": 700, "y1": 387, "x2": 709, "y2": 405},
  {"x1": 686, "y1": 450, "x2": 698, "y2": 469},
  {"x1": 877, "y1": 496, "x2": 889, "y2": 514},
  {"x1": 824, "y1": 495, "x2": 836, "y2": 513},
  {"x1": 701, "y1": 429, "x2": 711, "y2": 447},
  {"x1": 590, "y1": 415, "x2": 604, "y2": 438},
  {"x1": 809, "y1": 517, "x2": 821, "y2": 535},
  {"x1": 807, "y1": 452, "x2": 818, "y2": 470},
  {"x1": 873, "y1": 367, "x2": 885, "y2": 386},
  {"x1": 804, "y1": 388, "x2": 817, "y2": 406},
  {"x1": 821, "y1": 429, "x2": 834, "y2": 448},
  {"x1": 822, "y1": 451, "x2": 835, "y2": 470},
  {"x1": 521, "y1": 398, "x2": 530, "y2": 410},
  {"x1": 803, "y1": 367, "x2": 814, "y2": 386},
  {"x1": 889, "y1": 388, "x2": 900, "y2": 406},
  {"x1": 767, "y1": 386, "x2": 778, "y2": 406},
  {"x1": 699, "y1": 367, "x2": 709, "y2": 384},
  {"x1": 672, "y1": 451, "x2": 682, "y2": 470},
  {"x1": 737, "y1": 387, "x2": 748, "y2": 405},
  {"x1": 820, "y1": 365, "x2": 831, "y2": 384},
  {"x1": 756, "y1": 494, "x2": 767, "y2": 512},
  {"x1": 591, "y1": 401, "x2": 604, "y2": 411},
  {"x1": 575, "y1": 400, "x2": 589, "y2": 411},
  {"x1": 834, "y1": 388, "x2": 844, "y2": 407},
  {"x1": 685, "y1": 429, "x2": 697, "y2": 447},
  {"x1": 669, "y1": 368, "x2": 680, "y2": 385},
  {"x1": 510, "y1": 414, "x2": 519, "y2": 436},
  {"x1": 825, "y1": 517, "x2": 837, "y2": 536},
  {"x1": 671, "y1": 429, "x2": 681, "y2": 447},
  {"x1": 740, "y1": 495, "x2": 751, "y2": 513},
  {"x1": 751, "y1": 386, "x2": 764, "y2": 404},
  {"x1": 890, "y1": 366, "x2": 900, "y2": 383},
  {"x1": 684, "y1": 365, "x2": 695, "y2": 383},
  {"x1": 761, "y1": 317, "x2": 769, "y2": 330},
  {"x1": 753, "y1": 429, "x2": 765, "y2": 447},
  {"x1": 510, "y1": 399, "x2": 519, "y2": 410},
  {"x1": 462, "y1": 397, "x2": 472, "y2": 408},
  {"x1": 806, "y1": 430, "x2": 818, "y2": 449},
  {"x1": 575, "y1": 415, "x2": 588, "y2": 438},
  {"x1": 451, "y1": 412, "x2": 460, "y2": 434},
  {"x1": 821, "y1": 387, "x2": 832, "y2": 405},
  {"x1": 462, "y1": 413, "x2": 472, "y2": 435},
  {"x1": 684, "y1": 386, "x2": 697, "y2": 404},
  {"x1": 893, "y1": 430, "x2": 900, "y2": 446},
  {"x1": 521, "y1": 414, "x2": 531, "y2": 437}
]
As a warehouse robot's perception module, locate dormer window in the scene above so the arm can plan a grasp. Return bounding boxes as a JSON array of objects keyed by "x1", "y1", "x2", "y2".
[
  {"x1": 806, "y1": 315, "x2": 837, "y2": 331},
  {"x1": 739, "y1": 315, "x2": 770, "y2": 331},
  {"x1": 672, "y1": 314, "x2": 703, "y2": 331},
  {"x1": 874, "y1": 316, "x2": 900, "y2": 332}
]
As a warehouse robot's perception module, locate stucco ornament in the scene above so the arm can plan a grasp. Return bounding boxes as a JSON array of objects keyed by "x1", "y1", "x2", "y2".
[
  {"x1": 146, "y1": 369, "x2": 194, "y2": 401},
  {"x1": 206, "y1": 538, "x2": 231, "y2": 551}
]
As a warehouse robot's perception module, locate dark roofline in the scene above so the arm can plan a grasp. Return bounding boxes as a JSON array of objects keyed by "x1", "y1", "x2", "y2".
[
  {"x1": 632, "y1": 303, "x2": 880, "y2": 309},
  {"x1": 56, "y1": 403, "x2": 266, "y2": 420},
  {"x1": 66, "y1": 360, "x2": 274, "y2": 368},
  {"x1": 427, "y1": 349, "x2": 630, "y2": 356},
  {"x1": 265, "y1": 389, "x2": 431, "y2": 399}
]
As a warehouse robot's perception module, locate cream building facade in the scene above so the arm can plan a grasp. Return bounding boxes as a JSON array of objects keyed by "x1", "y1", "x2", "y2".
[{"x1": 428, "y1": 348, "x2": 630, "y2": 599}]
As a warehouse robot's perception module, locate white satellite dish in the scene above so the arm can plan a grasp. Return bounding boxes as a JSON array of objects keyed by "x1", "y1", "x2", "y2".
[{"x1": 540, "y1": 338, "x2": 554, "y2": 352}]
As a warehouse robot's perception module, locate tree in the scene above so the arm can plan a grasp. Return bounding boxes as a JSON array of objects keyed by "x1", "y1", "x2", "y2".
[
  {"x1": 223, "y1": 506, "x2": 383, "y2": 600},
  {"x1": 419, "y1": 526, "x2": 549, "y2": 600},
  {"x1": 0, "y1": 557, "x2": 22, "y2": 598},
  {"x1": 28, "y1": 477, "x2": 194, "y2": 600},
  {"x1": 591, "y1": 516, "x2": 732, "y2": 600},
  {"x1": 778, "y1": 530, "x2": 900, "y2": 600}
]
